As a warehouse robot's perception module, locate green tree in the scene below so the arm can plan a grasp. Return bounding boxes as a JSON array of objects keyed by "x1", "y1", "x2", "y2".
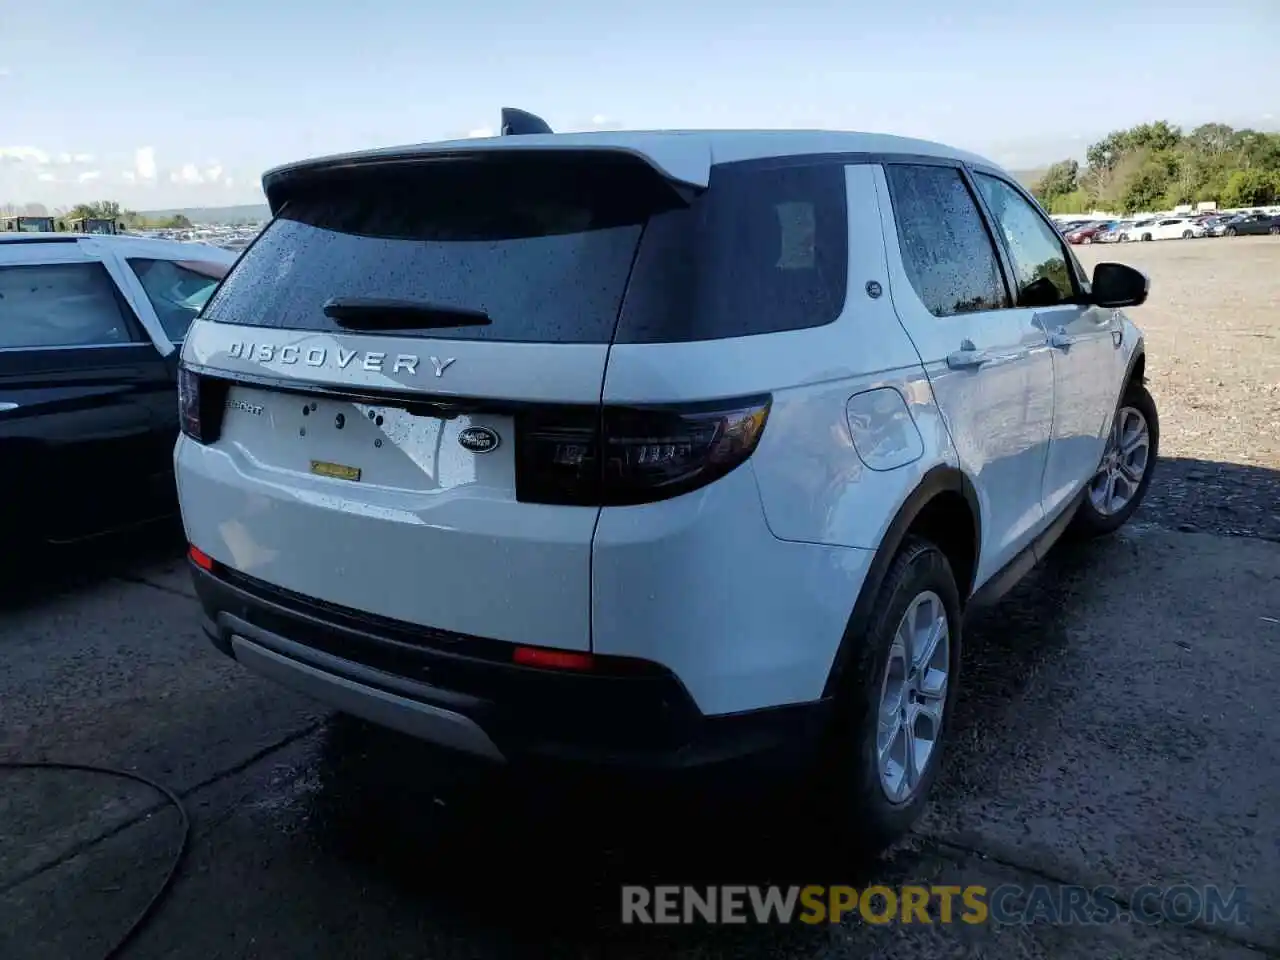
[
  {"x1": 1120, "y1": 162, "x2": 1172, "y2": 213},
  {"x1": 1032, "y1": 159, "x2": 1079, "y2": 206},
  {"x1": 1045, "y1": 119, "x2": 1280, "y2": 213},
  {"x1": 1220, "y1": 169, "x2": 1280, "y2": 208},
  {"x1": 1047, "y1": 189, "x2": 1090, "y2": 214},
  {"x1": 1187, "y1": 123, "x2": 1237, "y2": 159}
]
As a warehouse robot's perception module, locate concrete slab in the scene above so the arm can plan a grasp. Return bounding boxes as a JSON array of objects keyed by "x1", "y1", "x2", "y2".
[
  {"x1": 1, "y1": 526, "x2": 1277, "y2": 958},
  {"x1": 922, "y1": 527, "x2": 1280, "y2": 952}
]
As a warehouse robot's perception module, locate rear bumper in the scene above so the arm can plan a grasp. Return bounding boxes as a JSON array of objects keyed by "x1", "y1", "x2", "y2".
[{"x1": 191, "y1": 561, "x2": 831, "y2": 771}]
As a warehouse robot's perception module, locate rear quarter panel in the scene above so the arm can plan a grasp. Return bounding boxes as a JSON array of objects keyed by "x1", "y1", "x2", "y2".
[{"x1": 602, "y1": 162, "x2": 956, "y2": 552}]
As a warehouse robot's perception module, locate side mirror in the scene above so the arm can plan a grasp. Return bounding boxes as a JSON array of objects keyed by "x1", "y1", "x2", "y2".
[{"x1": 1090, "y1": 262, "x2": 1149, "y2": 309}]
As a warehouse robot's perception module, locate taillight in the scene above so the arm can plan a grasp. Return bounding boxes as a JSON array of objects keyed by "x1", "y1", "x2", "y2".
[
  {"x1": 188, "y1": 544, "x2": 215, "y2": 571},
  {"x1": 177, "y1": 366, "x2": 204, "y2": 441},
  {"x1": 516, "y1": 394, "x2": 771, "y2": 506},
  {"x1": 177, "y1": 366, "x2": 226, "y2": 444}
]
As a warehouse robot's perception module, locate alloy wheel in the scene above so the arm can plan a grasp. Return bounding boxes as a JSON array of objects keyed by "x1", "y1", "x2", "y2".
[
  {"x1": 876, "y1": 590, "x2": 949, "y2": 803},
  {"x1": 1088, "y1": 405, "x2": 1151, "y2": 516}
]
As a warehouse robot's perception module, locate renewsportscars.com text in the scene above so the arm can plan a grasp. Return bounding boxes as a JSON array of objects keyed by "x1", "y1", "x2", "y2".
[{"x1": 621, "y1": 884, "x2": 1249, "y2": 926}]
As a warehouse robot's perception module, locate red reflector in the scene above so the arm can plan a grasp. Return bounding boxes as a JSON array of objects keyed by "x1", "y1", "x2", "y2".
[
  {"x1": 512, "y1": 646, "x2": 595, "y2": 671},
  {"x1": 188, "y1": 545, "x2": 214, "y2": 571}
]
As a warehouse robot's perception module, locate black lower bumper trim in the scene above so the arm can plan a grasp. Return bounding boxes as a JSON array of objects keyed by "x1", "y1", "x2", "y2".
[{"x1": 190, "y1": 561, "x2": 830, "y2": 770}]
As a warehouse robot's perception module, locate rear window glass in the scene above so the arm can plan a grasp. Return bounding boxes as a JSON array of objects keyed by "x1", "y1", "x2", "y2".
[
  {"x1": 615, "y1": 161, "x2": 848, "y2": 342},
  {"x1": 202, "y1": 155, "x2": 684, "y2": 343}
]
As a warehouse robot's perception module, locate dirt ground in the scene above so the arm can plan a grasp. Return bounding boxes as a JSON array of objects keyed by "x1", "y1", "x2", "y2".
[
  {"x1": 1, "y1": 235, "x2": 1278, "y2": 960},
  {"x1": 1076, "y1": 236, "x2": 1280, "y2": 541}
]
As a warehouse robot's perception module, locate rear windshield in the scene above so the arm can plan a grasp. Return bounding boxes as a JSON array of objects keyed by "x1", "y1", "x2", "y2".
[
  {"x1": 202, "y1": 154, "x2": 681, "y2": 343},
  {"x1": 204, "y1": 153, "x2": 848, "y2": 344}
]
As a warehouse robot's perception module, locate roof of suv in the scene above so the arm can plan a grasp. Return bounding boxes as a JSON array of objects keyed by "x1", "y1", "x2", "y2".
[{"x1": 262, "y1": 129, "x2": 1003, "y2": 211}]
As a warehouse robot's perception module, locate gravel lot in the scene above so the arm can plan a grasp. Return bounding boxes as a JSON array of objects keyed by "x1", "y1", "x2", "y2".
[
  {"x1": 1, "y1": 236, "x2": 1278, "y2": 960},
  {"x1": 1076, "y1": 236, "x2": 1280, "y2": 541}
]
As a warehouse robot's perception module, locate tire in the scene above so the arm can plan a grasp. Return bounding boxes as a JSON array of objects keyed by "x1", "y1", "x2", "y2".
[
  {"x1": 1227, "y1": 227, "x2": 1237, "y2": 237},
  {"x1": 1269, "y1": 226, "x2": 1279, "y2": 236},
  {"x1": 1141, "y1": 233, "x2": 1152, "y2": 242},
  {"x1": 1181, "y1": 230, "x2": 1193, "y2": 239},
  {"x1": 1070, "y1": 380, "x2": 1159, "y2": 538},
  {"x1": 1082, "y1": 237, "x2": 1093, "y2": 244},
  {"x1": 817, "y1": 536, "x2": 963, "y2": 854}
]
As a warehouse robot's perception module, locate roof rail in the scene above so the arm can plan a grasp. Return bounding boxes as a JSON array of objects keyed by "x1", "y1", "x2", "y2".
[{"x1": 500, "y1": 107, "x2": 553, "y2": 136}]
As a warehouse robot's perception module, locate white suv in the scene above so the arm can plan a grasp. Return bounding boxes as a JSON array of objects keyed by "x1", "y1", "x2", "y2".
[{"x1": 176, "y1": 115, "x2": 1157, "y2": 849}]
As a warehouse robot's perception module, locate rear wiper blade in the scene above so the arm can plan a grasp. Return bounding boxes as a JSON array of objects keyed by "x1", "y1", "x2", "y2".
[{"x1": 321, "y1": 297, "x2": 491, "y2": 330}]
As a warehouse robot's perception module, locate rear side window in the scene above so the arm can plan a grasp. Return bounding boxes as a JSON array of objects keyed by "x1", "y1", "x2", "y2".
[
  {"x1": 0, "y1": 262, "x2": 140, "y2": 349},
  {"x1": 615, "y1": 161, "x2": 848, "y2": 342},
  {"x1": 884, "y1": 164, "x2": 1008, "y2": 318},
  {"x1": 128, "y1": 258, "x2": 228, "y2": 342},
  {"x1": 203, "y1": 155, "x2": 683, "y2": 343}
]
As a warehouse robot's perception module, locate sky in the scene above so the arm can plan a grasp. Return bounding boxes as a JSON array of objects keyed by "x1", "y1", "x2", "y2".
[{"x1": 2, "y1": 0, "x2": 1277, "y2": 211}]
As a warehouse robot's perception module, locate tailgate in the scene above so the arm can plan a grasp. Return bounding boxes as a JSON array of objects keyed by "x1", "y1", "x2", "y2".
[{"x1": 178, "y1": 151, "x2": 690, "y2": 650}]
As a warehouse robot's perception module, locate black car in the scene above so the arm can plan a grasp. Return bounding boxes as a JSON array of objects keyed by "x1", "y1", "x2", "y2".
[
  {"x1": 1223, "y1": 213, "x2": 1280, "y2": 236},
  {"x1": 0, "y1": 233, "x2": 234, "y2": 547}
]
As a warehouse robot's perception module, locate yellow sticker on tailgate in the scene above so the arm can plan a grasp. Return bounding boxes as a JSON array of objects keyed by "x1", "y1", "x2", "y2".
[{"x1": 310, "y1": 460, "x2": 362, "y2": 482}]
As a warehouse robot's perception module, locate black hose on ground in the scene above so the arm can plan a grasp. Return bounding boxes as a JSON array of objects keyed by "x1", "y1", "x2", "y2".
[{"x1": 0, "y1": 761, "x2": 190, "y2": 960}]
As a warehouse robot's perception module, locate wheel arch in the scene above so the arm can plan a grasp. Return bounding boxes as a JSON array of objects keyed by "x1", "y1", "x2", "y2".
[
  {"x1": 1125, "y1": 338, "x2": 1146, "y2": 388},
  {"x1": 821, "y1": 464, "x2": 980, "y2": 699}
]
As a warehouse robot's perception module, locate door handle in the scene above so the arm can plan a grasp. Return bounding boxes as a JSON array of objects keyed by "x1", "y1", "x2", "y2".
[{"x1": 946, "y1": 348, "x2": 989, "y2": 369}]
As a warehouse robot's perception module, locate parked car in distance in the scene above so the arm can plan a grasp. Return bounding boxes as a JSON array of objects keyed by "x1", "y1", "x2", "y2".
[
  {"x1": 1222, "y1": 212, "x2": 1280, "y2": 236},
  {"x1": 176, "y1": 114, "x2": 1157, "y2": 854},
  {"x1": 1199, "y1": 215, "x2": 1235, "y2": 236},
  {"x1": 1117, "y1": 219, "x2": 1155, "y2": 241},
  {"x1": 0, "y1": 233, "x2": 236, "y2": 548},
  {"x1": 1135, "y1": 217, "x2": 1206, "y2": 241},
  {"x1": 1098, "y1": 220, "x2": 1134, "y2": 243},
  {"x1": 1066, "y1": 220, "x2": 1119, "y2": 244}
]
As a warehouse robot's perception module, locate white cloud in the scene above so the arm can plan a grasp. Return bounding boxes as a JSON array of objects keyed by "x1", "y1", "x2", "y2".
[
  {"x1": 0, "y1": 146, "x2": 51, "y2": 165},
  {"x1": 135, "y1": 146, "x2": 157, "y2": 180},
  {"x1": 224, "y1": 176, "x2": 235, "y2": 187},
  {"x1": 170, "y1": 163, "x2": 204, "y2": 184},
  {"x1": 581, "y1": 114, "x2": 622, "y2": 131},
  {"x1": 467, "y1": 127, "x2": 495, "y2": 138},
  {"x1": 37, "y1": 172, "x2": 57, "y2": 182},
  {"x1": 205, "y1": 164, "x2": 224, "y2": 183},
  {"x1": 77, "y1": 170, "x2": 101, "y2": 183},
  {"x1": 52, "y1": 151, "x2": 96, "y2": 165},
  {"x1": 121, "y1": 170, "x2": 136, "y2": 182}
]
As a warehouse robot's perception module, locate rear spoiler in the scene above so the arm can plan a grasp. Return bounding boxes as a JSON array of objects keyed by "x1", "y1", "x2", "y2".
[{"x1": 261, "y1": 121, "x2": 711, "y2": 216}]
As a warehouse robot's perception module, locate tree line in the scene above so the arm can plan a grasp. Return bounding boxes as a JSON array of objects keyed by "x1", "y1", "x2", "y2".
[
  {"x1": 1033, "y1": 121, "x2": 1280, "y2": 215},
  {"x1": 1, "y1": 199, "x2": 192, "y2": 230}
]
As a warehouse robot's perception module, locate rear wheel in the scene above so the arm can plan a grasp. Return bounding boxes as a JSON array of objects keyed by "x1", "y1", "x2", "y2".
[
  {"x1": 1227, "y1": 227, "x2": 1238, "y2": 237},
  {"x1": 1181, "y1": 230, "x2": 1193, "y2": 239},
  {"x1": 1070, "y1": 381, "x2": 1159, "y2": 538},
  {"x1": 1141, "y1": 233, "x2": 1152, "y2": 241},
  {"x1": 1269, "y1": 226, "x2": 1279, "y2": 236},
  {"x1": 818, "y1": 537, "x2": 962, "y2": 854}
]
